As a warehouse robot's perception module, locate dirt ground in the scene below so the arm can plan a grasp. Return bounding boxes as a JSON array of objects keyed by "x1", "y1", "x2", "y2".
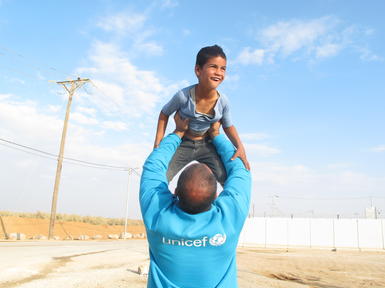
[
  {"x1": 1, "y1": 217, "x2": 385, "y2": 287},
  {"x1": 1, "y1": 241, "x2": 384, "y2": 288},
  {"x1": 0, "y1": 216, "x2": 145, "y2": 239},
  {"x1": 237, "y1": 246, "x2": 385, "y2": 288}
]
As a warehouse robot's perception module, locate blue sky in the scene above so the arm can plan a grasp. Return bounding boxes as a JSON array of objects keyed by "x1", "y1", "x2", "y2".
[{"x1": 1, "y1": 0, "x2": 384, "y2": 219}]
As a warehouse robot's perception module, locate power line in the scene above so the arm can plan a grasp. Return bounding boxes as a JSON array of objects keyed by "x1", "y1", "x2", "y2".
[
  {"x1": 0, "y1": 141, "x2": 128, "y2": 171},
  {"x1": 0, "y1": 45, "x2": 130, "y2": 127},
  {"x1": 0, "y1": 140, "x2": 134, "y2": 172},
  {"x1": 0, "y1": 137, "x2": 140, "y2": 172},
  {"x1": 89, "y1": 80, "x2": 128, "y2": 116},
  {"x1": 0, "y1": 142, "x2": 57, "y2": 161},
  {"x1": 0, "y1": 44, "x2": 76, "y2": 79},
  {"x1": 263, "y1": 195, "x2": 385, "y2": 201},
  {"x1": 80, "y1": 80, "x2": 138, "y2": 132}
]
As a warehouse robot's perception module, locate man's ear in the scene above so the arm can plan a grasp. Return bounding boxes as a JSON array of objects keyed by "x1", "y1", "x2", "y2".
[{"x1": 174, "y1": 187, "x2": 179, "y2": 196}]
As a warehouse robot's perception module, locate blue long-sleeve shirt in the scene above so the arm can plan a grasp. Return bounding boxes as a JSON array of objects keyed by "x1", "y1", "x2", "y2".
[{"x1": 140, "y1": 133, "x2": 251, "y2": 288}]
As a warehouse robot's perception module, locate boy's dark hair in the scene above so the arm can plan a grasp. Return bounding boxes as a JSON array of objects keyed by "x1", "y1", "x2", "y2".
[{"x1": 196, "y1": 45, "x2": 226, "y2": 68}]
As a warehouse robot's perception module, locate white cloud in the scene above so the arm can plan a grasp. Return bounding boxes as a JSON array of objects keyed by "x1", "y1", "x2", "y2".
[
  {"x1": 0, "y1": 93, "x2": 11, "y2": 100},
  {"x1": 0, "y1": 98, "x2": 62, "y2": 145},
  {"x1": 250, "y1": 161, "x2": 385, "y2": 202},
  {"x1": 36, "y1": 71, "x2": 45, "y2": 80},
  {"x1": 182, "y1": 29, "x2": 191, "y2": 36},
  {"x1": 371, "y1": 145, "x2": 385, "y2": 152},
  {"x1": 76, "y1": 41, "x2": 181, "y2": 120},
  {"x1": 245, "y1": 143, "x2": 280, "y2": 157},
  {"x1": 327, "y1": 162, "x2": 353, "y2": 170},
  {"x1": 97, "y1": 13, "x2": 146, "y2": 35},
  {"x1": 9, "y1": 77, "x2": 25, "y2": 85},
  {"x1": 315, "y1": 43, "x2": 341, "y2": 58},
  {"x1": 224, "y1": 73, "x2": 240, "y2": 83},
  {"x1": 236, "y1": 16, "x2": 382, "y2": 65},
  {"x1": 134, "y1": 41, "x2": 163, "y2": 56},
  {"x1": 0, "y1": 96, "x2": 149, "y2": 218},
  {"x1": 241, "y1": 132, "x2": 278, "y2": 157},
  {"x1": 161, "y1": 0, "x2": 178, "y2": 8},
  {"x1": 364, "y1": 28, "x2": 375, "y2": 36},
  {"x1": 240, "y1": 132, "x2": 269, "y2": 141},
  {"x1": 102, "y1": 120, "x2": 128, "y2": 131},
  {"x1": 76, "y1": 106, "x2": 97, "y2": 117},
  {"x1": 236, "y1": 47, "x2": 266, "y2": 65},
  {"x1": 71, "y1": 112, "x2": 99, "y2": 125},
  {"x1": 48, "y1": 105, "x2": 61, "y2": 113},
  {"x1": 260, "y1": 17, "x2": 336, "y2": 56},
  {"x1": 2, "y1": 94, "x2": 384, "y2": 218},
  {"x1": 357, "y1": 47, "x2": 384, "y2": 62},
  {"x1": 96, "y1": 11, "x2": 163, "y2": 57}
]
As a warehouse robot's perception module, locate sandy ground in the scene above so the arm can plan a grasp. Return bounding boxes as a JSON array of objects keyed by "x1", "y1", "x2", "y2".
[
  {"x1": 1, "y1": 240, "x2": 385, "y2": 288},
  {"x1": 237, "y1": 246, "x2": 385, "y2": 288},
  {"x1": 0, "y1": 216, "x2": 145, "y2": 240}
]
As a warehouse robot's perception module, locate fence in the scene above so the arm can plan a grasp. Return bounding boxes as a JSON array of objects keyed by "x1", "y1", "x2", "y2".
[{"x1": 239, "y1": 217, "x2": 385, "y2": 250}]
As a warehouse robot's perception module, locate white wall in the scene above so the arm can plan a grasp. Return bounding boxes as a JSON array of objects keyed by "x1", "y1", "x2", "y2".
[{"x1": 239, "y1": 217, "x2": 385, "y2": 250}]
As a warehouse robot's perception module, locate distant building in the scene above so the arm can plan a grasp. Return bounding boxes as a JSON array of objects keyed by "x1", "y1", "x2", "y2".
[{"x1": 365, "y1": 206, "x2": 379, "y2": 219}]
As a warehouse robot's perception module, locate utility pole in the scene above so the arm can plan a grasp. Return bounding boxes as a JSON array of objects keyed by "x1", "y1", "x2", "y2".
[
  {"x1": 0, "y1": 215, "x2": 8, "y2": 240},
  {"x1": 48, "y1": 78, "x2": 89, "y2": 239},
  {"x1": 123, "y1": 168, "x2": 140, "y2": 239},
  {"x1": 123, "y1": 168, "x2": 132, "y2": 239}
]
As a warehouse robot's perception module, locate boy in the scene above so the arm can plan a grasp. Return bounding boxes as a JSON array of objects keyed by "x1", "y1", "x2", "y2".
[{"x1": 153, "y1": 45, "x2": 249, "y2": 186}]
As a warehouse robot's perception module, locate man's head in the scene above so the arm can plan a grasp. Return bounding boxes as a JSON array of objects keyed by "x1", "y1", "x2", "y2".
[
  {"x1": 195, "y1": 45, "x2": 227, "y2": 68},
  {"x1": 175, "y1": 163, "x2": 217, "y2": 214}
]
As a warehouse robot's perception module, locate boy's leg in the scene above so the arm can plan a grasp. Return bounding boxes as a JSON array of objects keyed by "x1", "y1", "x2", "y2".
[
  {"x1": 195, "y1": 140, "x2": 227, "y2": 187},
  {"x1": 167, "y1": 140, "x2": 194, "y2": 183}
]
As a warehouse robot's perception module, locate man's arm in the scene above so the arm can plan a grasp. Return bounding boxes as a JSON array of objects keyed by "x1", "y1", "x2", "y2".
[
  {"x1": 209, "y1": 123, "x2": 251, "y2": 216},
  {"x1": 223, "y1": 125, "x2": 250, "y2": 170},
  {"x1": 140, "y1": 113, "x2": 188, "y2": 218}
]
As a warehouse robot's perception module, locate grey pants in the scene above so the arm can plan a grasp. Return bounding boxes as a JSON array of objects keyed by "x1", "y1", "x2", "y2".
[{"x1": 167, "y1": 137, "x2": 227, "y2": 187}]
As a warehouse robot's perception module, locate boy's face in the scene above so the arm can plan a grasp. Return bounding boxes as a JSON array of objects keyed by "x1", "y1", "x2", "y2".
[{"x1": 195, "y1": 56, "x2": 226, "y2": 90}]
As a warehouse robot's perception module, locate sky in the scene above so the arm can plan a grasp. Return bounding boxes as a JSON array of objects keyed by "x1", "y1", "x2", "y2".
[{"x1": 0, "y1": 0, "x2": 384, "y2": 220}]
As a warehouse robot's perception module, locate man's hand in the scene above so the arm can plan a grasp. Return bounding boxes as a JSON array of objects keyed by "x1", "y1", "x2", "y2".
[
  {"x1": 173, "y1": 112, "x2": 189, "y2": 138},
  {"x1": 231, "y1": 145, "x2": 250, "y2": 170},
  {"x1": 208, "y1": 121, "x2": 221, "y2": 138}
]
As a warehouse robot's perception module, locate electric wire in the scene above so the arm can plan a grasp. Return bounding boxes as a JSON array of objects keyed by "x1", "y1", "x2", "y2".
[
  {"x1": 82, "y1": 80, "x2": 134, "y2": 129},
  {"x1": 0, "y1": 137, "x2": 140, "y2": 173},
  {"x1": 0, "y1": 45, "x2": 131, "y2": 135},
  {"x1": 263, "y1": 195, "x2": 385, "y2": 201},
  {"x1": 0, "y1": 44, "x2": 77, "y2": 79}
]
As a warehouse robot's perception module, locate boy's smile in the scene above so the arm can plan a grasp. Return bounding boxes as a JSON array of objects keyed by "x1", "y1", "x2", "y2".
[{"x1": 195, "y1": 56, "x2": 226, "y2": 90}]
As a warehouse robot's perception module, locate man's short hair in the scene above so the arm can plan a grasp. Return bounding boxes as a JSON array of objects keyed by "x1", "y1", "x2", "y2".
[
  {"x1": 176, "y1": 163, "x2": 217, "y2": 214},
  {"x1": 196, "y1": 45, "x2": 227, "y2": 68}
]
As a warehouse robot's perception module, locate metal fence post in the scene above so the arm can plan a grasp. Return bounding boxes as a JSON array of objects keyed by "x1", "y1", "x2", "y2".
[{"x1": 356, "y1": 219, "x2": 360, "y2": 251}]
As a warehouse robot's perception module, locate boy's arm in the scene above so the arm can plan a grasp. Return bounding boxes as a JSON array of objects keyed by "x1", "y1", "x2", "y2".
[
  {"x1": 223, "y1": 125, "x2": 250, "y2": 170},
  {"x1": 153, "y1": 112, "x2": 169, "y2": 149},
  {"x1": 154, "y1": 90, "x2": 187, "y2": 149}
]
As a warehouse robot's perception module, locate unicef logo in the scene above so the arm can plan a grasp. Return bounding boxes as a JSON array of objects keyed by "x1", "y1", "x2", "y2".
[{"x1": 209, "y1": 234, "x2": 227, "y2": 246}]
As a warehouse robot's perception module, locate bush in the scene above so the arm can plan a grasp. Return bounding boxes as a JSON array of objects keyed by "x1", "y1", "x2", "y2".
[{"x1": 0, "y1": 210, "x2": 142, "y2": 226}]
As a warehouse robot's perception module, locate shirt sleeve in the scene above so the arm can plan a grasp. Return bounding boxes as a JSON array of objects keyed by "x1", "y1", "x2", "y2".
[
  {"x1": 220, "y1": 95, "x2": 233, "y2": 128},
  {"x1": 212, "y1": 134, "x2": 251, "y2": 218},
  {"x1": 161, "y1": 91, "x2": 185, "y2": 116},
  {"x1": 139, "y1": 134, "x2": 182, "y2": 227}
]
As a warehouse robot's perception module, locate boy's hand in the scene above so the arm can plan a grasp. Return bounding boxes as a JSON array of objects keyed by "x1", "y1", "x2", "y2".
[
  {"x1": 208, "y1": 121, "x2": 221, "y2": 138},
  {"x1": 173, "y1": 112, "x2": 189, "y2": 138},
  {"x1": 231, "y1": 145, "x2": 250, "y2": 170}
]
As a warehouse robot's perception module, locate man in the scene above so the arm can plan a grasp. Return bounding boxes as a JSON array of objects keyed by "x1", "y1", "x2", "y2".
[{"x1": 140, "y1": 113, "x2": 251, "y2": 287}]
